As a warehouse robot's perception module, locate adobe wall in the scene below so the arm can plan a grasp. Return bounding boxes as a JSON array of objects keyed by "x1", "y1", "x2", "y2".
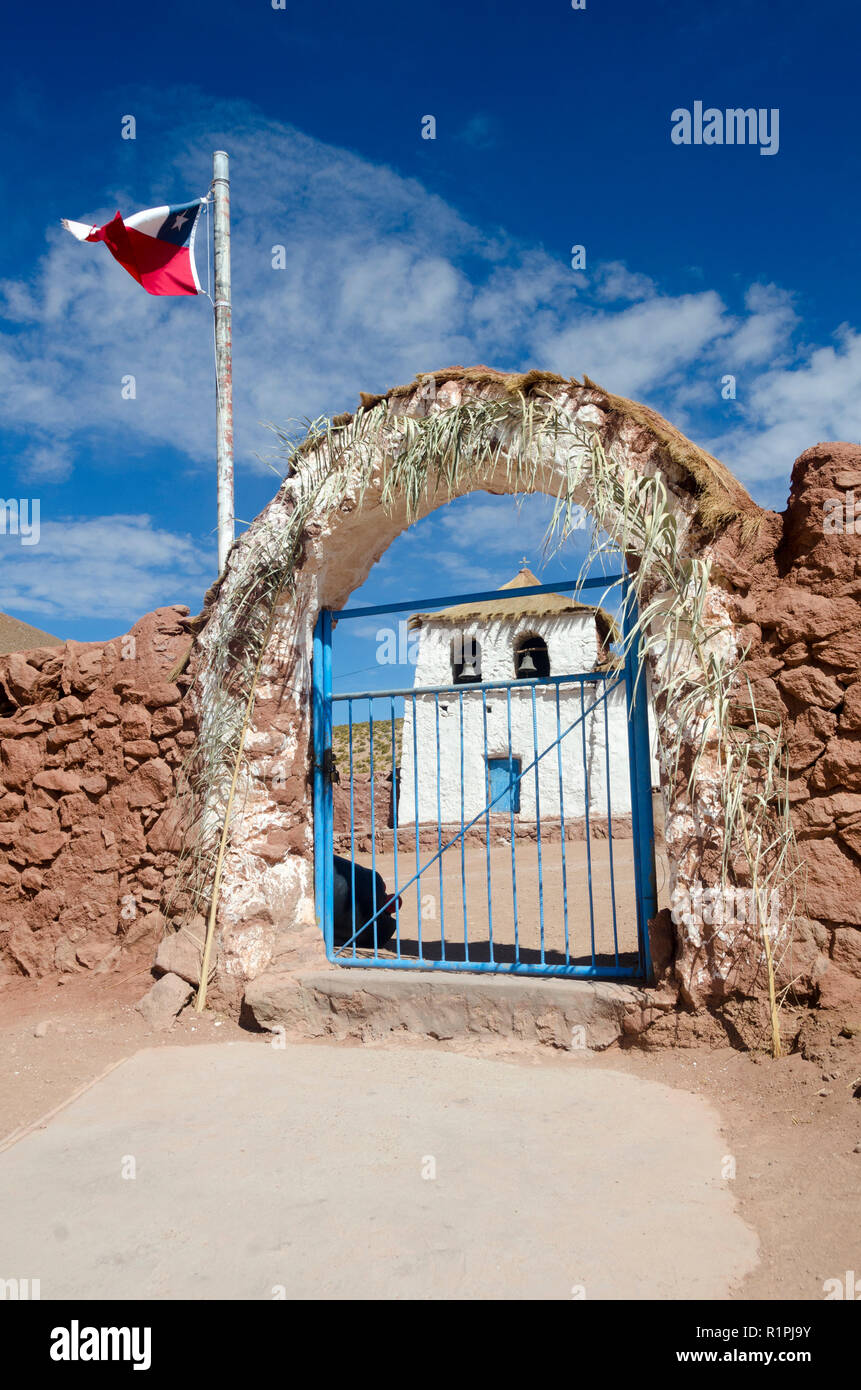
[
  {"x1": 0, "y1": 606, "x2": 192, "y2": 981},
  {"x1": 1, "y1": 436, "x2": 859, "y2": 1054},
  {"x1": 707, "y1": 442, "x2": 861, "y2": 1040}
]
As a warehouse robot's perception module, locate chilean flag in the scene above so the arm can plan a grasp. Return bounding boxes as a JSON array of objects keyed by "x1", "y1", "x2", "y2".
[{"x1": 62, "y1": 199, "x2": 205, "y2": 296}]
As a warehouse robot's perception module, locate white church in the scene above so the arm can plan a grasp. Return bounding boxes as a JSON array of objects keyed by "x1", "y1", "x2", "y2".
[{"x1": 398, "y1": 567, "x2": 651, "y2": 832}]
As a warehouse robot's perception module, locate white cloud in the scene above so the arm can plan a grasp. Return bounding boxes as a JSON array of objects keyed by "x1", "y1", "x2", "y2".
[
  {"x1": 592, "y1": 261, "x2": 656, "y2": 303},
  {"x1": 717, "y1": 283, "x2": 798, "y2": 368},
  {"x1": 0, "y1": 515, "x2": 211, "y2": 623},
  {"x1": 0, "y1": 87, "x2": 853, "y2": 529},
  {"x1": 709, "y1": 325, "x2": 861, "y2": 485},
  {"x1": 20, "y1": 442, "x2": 74, "y2": 483},
  {"x1": 535, "y1": 291, "x2": 730, "y2": 396}
]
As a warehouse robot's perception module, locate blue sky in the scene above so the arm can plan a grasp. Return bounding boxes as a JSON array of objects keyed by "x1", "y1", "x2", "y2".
[{"x1": 2, "y1": 0, "x2": 859, "y2": 685}]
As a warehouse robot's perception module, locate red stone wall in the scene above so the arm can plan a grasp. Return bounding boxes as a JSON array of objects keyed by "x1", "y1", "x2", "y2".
[
  {"x1": 3, "y1": 443, "x2": 861, "y2": 1040},
  {"x1": 715, "y1": 443, "x2": 861, "y2": 1021},
  {"x1": 0, "y1": 606, "x2": 192, "y2": 979}
]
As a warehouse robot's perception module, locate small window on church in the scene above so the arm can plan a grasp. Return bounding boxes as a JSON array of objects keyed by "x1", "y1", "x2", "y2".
[
  {"x1": 514, "y1": 634, "x2": 550, "y2": 680},
  {"x1": 451, "y1": 633, "x2": 481, "y2": 684}
]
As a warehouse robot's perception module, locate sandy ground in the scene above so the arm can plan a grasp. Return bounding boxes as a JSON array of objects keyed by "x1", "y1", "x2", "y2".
[
  {"x1": 1, "y1": 966, "x2": 859, "y2": 1300},
  {"x1": 339, "y1": 789, "x2": 671, "y2": 967},
  {"x1": 364, "y1": 838, "x2": 640, "y2": 967}
]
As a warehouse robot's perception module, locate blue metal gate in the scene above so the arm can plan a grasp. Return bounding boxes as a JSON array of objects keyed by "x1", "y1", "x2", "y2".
[{"x1": 313, "y1": 575, "x2": 656, "y2": 981}]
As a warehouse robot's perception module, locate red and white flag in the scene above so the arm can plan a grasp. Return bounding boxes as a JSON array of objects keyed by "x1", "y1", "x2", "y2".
[{"x1": 62, "y1": 199, "x2": 206, "y2": 296}]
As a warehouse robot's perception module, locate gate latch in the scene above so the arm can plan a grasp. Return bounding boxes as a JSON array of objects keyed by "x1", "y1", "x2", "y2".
[{"x1": 319, "y1": 748, "x2": 340, "y2": 784}]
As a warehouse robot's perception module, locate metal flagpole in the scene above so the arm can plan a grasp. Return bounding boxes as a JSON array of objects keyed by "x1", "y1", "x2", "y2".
[{"x1": 212, "y1": 150, "x2": 234, "y2": 573}]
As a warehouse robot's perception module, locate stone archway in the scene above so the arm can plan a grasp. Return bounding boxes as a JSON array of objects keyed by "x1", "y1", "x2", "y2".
[{"x1": 183, "y1": 367, "x2": 783, "y2": 1023}]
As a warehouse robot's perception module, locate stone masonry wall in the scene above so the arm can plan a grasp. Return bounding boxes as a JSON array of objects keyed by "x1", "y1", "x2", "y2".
[
  {"x1": 3, "y1": 438, "x2": 861, "y2": 1047},
  {"x1": 0, "y1": 606, "x2": 192, "y2": 980},
  {"x1": 713, "y1": 443, "x2": 861, "y2": 1027}
]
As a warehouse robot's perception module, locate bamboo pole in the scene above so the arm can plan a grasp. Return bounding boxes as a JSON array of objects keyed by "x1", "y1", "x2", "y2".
[{"x1": 740, "y1": 820, "x2": 782, "y2": 1058}]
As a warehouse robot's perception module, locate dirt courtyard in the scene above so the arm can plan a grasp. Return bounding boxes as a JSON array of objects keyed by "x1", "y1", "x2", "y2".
[
  {"x1": 1, "y1": 964, "x2": 859, "y2": 1300},
  {"x1": 339, "y1": 835, "x2": 646, "y2": 968}
]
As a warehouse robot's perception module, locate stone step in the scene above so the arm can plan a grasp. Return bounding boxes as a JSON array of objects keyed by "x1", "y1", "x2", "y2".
[{"x1": 244, "y1": 965, "x2": 654, "y2": 1051}]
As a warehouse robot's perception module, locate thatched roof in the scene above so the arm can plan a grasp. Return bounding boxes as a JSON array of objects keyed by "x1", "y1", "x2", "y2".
[
  {"x1": 293, "y1": 364, "x2": 760, "y2": 535},
  {"x1": 0, "y1": 610, "x2": 63, "y2": 656},
  {"x1": 409, "y1": 566, "x2": 619, "y2": 646}
]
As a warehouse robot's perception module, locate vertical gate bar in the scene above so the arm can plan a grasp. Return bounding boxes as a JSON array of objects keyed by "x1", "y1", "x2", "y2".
[
  {"x1": 554, "y1": 681, "x2": 570, "y2": 964},
  {"x1": 603, "y1": 684, "x2": 620, "y2": 966},
  {"x1": 348, "y1": 697, "x2": 357, "y2": 961},
  {"x1": 322, "y1": 610, "x2": 334, "y2": 956},
  {"x1": 481, "y1": 688, "x2": 494, "y2": 963},
  {"x1": 434, "y1": 692, "x2": 446, "y2": 960},
  {"x1": 312, "y1": 612, "x2": 326, "y2": 953},
  {"x1": 368, "y1": 703, "x2": 379, "y2": 956},
  {"x1": 622, "y1": 581, "x2": 656, "y2": 981},
  {"x1": 412, "y1": 691, "x2": 423, "y2": 958},
  {"x1": 459, "y1": 690, "x2": 468, "y2": 959},
  {"x1": 505, "y1": 686, "x2": 519, "y2": 962},
  {"x1": 580, "y1": 680, "x2": 596, "y2": 967},
  {"x1": 390, "y1": 697, "x2": 401, "y2": 959},
  {"x1": 530, "y1": 684, "x2": 545, "y2": 965}
]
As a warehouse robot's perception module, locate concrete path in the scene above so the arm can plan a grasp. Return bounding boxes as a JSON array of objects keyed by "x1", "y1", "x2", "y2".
[{"x1": 0, "y1": 1042, "x2": 758, "y2": 1300}]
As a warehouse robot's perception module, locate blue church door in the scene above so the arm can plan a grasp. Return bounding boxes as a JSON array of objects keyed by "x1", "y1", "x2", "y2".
[{"x1": 486, "y1": 756, "x2": 522, "y2": 814}]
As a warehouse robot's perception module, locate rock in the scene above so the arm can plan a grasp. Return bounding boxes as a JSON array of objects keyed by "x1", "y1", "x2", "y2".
[
  {"x1": 53, "y1": 937, "x2": 81, "y2": 973},
  {"x1": 0, "y1": 717, "x2": 44, "y2": 738},
  {"x1": 32, "y1": 888, "x2": 64, "y2": 923},
  {"x1": 58, "y1": 793, "x2": 95, "y2": 830},
  {"x1": 124, "y1": 909, "x2": 166, "y2": 946},
  {"x1": 816, "y1": 735, "x2": 861, "y2": 792},
  {"x1": 32, "y1": 770, "x2": 83, "y2": 795},
  {"x1": 81, "y1": 775, "x2": 108, "y2": 797},
  {"x1": 778, "y1": 665, "x2": 844, "y2": 710},
  {"x1": 1, "y1": 738, "x2": 44, "y2": 790},
  {"x1": 154, "y1": 920, "x2": 205, "y2": 985},
  {"x1": 92, "y1": 944, "x2": 122, "y2": 974},
  {"x1": 123, "y1": 739, "x2": 159, "y2": 761},
  {"x1": 832, "y1": 928, "x2": 861, "y2": 974},
  {"x1": 2, "y1": 655, "x2": 44, "y2": 704},
  {"x1": 152, "y1": 706, "x2": 183, "y2": 738},
  {"x1": 54, "y1": 695, "x2": 85, "y2": 724},
  {"x1": 12, "y1": 830, "x2": 68, "y2": 865},
  {"x1": 780, "y1": 641, "x2": 809, "y2": 666},
  {"x1": 135, "y1": 972, "x2": 193, "y2": 1030},
  {"x1": 761, "y1": 591, "x2": 857, "y2": 644},
  {"x1": 801, "y1": 839, "x2": 861, "y2": 924},
  {"x1": 143, "y1": 682, "x2": 182, "y2": 711},
  {"x1": 815, "y1": 958, "x2": 861, "y2": 1013},
  {"x1": 121, "y1": 706, "x2": 152, "y2": 740},
  {"x1": 45, "y1": 720, "x2": 88, "y2": 751},
  {"x1": 33, "y1": 1020, "x2": 50, "y2": 1038},
  {"x1": 839, "y1": 823, "x2": 861, "y2": 859},
  {"x1": 147, "y1": 803, "x2": 185, "y2": 853},
  {"x1": 75, "y1": 934, "x2": 116, "y2": 969},
  {"x1": 814, "y1": 627, "x2": 861, "y2": 672},
  {"x1": 67, "y1": 649, "x2": 106, "y2": 695},
  {"x1": 126, "y1": 758, "x2": 173, "y2": 808}
]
